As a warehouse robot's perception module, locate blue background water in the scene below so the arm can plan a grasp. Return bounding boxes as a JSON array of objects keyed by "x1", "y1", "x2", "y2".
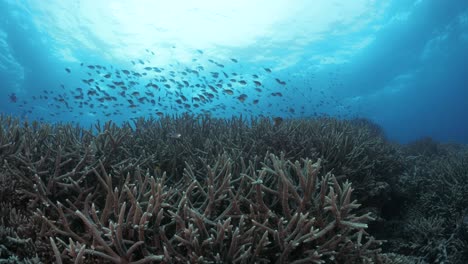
[{"x1": 0, "y1": 0, "x2": 467, "y2": 144}]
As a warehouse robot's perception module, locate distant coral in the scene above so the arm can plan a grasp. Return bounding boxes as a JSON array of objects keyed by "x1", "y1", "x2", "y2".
[{"x1": 386, "y1": 144, "x2": 468, "y2": 263}]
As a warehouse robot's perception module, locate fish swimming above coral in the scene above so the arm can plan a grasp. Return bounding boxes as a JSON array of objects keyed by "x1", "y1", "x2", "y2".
[
  {"x1": 8, "y1": 93, "x2": 17, "y2": 103},
  {"x1": 168, "y1": 132, "x2": 182, "y2": 139}
]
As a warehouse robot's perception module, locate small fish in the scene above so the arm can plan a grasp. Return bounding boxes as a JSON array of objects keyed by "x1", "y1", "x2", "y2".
[
  {"x1": 237, "y1": 94, "x2": 248, "y2": 103},
  {"x1": 9, "y1": 93, "x2": 17, "y2": 103},
  {"x1": 273, "y1": 117, "x2": 283, "y2": 126},
  {"x1": 168, "y1": 132, "x2": 182, "y2": 139},
  {"x1": 275, "y1": 78, "x2": 286, "y2": 85},
  {"x1": 224, "y1": 89, "x2": 234, "y2": 95},
  {"x1": 231, "y1": 58, "x2": 238, "y2": 63},
  {"x1": 264, "y1": 68, "x2": 272, "y2": 73},
  {"x1": 65, "y1": 68, "x2": 71, "y2": 73}
]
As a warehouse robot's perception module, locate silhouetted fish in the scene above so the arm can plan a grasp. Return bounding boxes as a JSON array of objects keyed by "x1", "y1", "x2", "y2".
[{"x1": 9, "y1": 93, "x2": 17, "y2": 103}]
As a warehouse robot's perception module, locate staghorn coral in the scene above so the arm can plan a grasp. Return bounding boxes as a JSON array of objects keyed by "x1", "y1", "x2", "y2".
[
  {"x1": 0, "y1": 202, "x2": 40, "y2": 263},
  {"x1": 382, "y1": 143, "x2": 468, "y2": 263},
  {"x1": 30, "y1": 153, "x2": 382, "y2": 263},
  {"x1": 1, "y1": 114, "x2": 439, "y2": 262}
]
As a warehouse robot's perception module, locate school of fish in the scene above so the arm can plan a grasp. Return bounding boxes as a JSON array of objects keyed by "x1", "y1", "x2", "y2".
[{"x1": 12, "y1": 48, "x2": 352, "y2": 121}]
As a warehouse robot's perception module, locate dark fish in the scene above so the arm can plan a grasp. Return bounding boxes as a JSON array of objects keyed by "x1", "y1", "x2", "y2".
[
  {"x1": 253, "y1": 80, "x2": 262, "y2": 86},
  {"x1": 224, "y1": 89, "x2": 234, "y2": 95},
  {"x1": 275, "y1": 78, "x2": 286, "y2": 85},
  {"x1": 104, "y1": 73, "x2": 111, "y2": 78},
  {"x1": 237, "y1": 94, "x2": 248, "y2": 103},
  {"x1": 9, "y1": 93, "x2": 17, "y2": 103},
  {"x1": 208, "y1": 85, "x2": 217, "y2": 93},
  {"x1": 264, "y1": 68, "x2": 272, "y2": 73},
  {"x1": 253, "y1": 99, "x2": 259, "y2": 104},
  {"x1": 273, "y1": 117, "x2": 283, "y2": 126},
  {"x1": 231, "y1": 58, "x2": 238, "y2": 63},
  {"x1": 65, "y1": 68, "x2": 71, "y2": 73},
  {"x1": 238, "y1": 80, "x2": 247, "y2": 85}
]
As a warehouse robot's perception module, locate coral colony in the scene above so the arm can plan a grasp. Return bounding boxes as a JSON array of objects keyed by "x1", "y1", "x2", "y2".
[{"x1": 1, "y1": 115, "x2": 467, "y2": 263}]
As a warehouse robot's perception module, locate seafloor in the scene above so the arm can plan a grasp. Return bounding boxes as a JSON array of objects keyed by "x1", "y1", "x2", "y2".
[{"x1": 0, "y1": 114, "x2": 467, "y2": 263}]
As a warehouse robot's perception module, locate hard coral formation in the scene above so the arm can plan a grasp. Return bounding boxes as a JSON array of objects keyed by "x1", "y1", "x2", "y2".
[
  {"x1": 389, "y1": 143, "x2": 468, "y2": 263},
  {"x1": 2, "y1": 114, "x2": 467, "y2": 263},
  {"x1": 41, "y1": 154, "x2": 382, "y2": 263}
]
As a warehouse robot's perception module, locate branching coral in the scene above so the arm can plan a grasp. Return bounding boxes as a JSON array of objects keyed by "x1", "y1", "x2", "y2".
[
  {"x1": 0, "y1": 114, "x2": 411, "y2": 263},
  {"x1": 30, "y1": 153, "x2": 383, "y2": 263}
]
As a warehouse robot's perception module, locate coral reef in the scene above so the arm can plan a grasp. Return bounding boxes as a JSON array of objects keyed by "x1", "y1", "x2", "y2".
[
  {"x1": 38, "y1": 154, "x2": 382, "y2": 263},
  {"x1": 0, "y1": 114, "x2": 392, "y2": 263},
  {"x1": 383, "y1": 140, "x2": 468, "y2": 263},
  {"x1": 1, "y1": 114, "x2": 467, "y2": 263}
]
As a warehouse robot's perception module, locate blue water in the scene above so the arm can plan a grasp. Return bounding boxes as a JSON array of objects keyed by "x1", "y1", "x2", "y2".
[{"x1": 1, "y1": 0, "x2": 467, "y2": 144}]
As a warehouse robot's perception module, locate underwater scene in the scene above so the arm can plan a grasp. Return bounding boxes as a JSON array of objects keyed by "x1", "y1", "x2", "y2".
[{"x1": 1, "y1": 0, "x2": 468, "y2": 263}]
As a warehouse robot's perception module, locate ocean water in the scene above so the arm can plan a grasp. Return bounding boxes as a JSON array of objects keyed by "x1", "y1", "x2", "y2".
[{"x1": 1, "y1": 0, "x2": 467, "y2": 144}]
